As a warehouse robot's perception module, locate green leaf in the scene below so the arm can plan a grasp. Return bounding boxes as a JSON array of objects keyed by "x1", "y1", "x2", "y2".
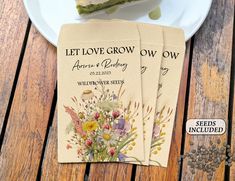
[
  {"x1": 117, "y1": 132, "x2": 136, "y2": 149},
  {"x1": 151, "y1": 142, "x2": 164, "y2": 149},
  {"x1": 128, "y1": 156, "x2": 142, "y2": 164},
  {"x1": 151, "y1": 137, "x2": 164, "y2": 145}
]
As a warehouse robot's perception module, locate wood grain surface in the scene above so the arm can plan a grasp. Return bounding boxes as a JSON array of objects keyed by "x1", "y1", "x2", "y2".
[
  {"x1": 0, "y1": 0, "x2": 28, "y2": 134},
  {"x1": 0, "y1": 0, "x2": 234, "y2": 180},
  {"x1": 181, "y1": 0, "x2": 234, "y2": 180},
  {"x1": 89, "y1": 163, "x2": 132, "y2": 181},
  {"x1": 230, "y1": 63, "x2": 235, "y2": 181},
  {"x1": 0, "y1": 26, "x2": 57, "y2": 181}
]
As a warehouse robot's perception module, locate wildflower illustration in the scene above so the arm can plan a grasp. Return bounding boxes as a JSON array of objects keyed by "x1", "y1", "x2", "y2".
[
  {"x1": 142, "y1": 104, "x2": 153, "y2": 141},
  {"x1": 150, "y1": 105, "x2": 173, "y2": 165},
  {"x1": 64, "y1": 83, "x2": 140, "y2": 162}
]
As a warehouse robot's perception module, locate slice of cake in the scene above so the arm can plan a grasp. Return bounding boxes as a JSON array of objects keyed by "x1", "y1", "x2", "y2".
[{"x1": 76, "y1": 0, "x2": 142, "y2": 14}]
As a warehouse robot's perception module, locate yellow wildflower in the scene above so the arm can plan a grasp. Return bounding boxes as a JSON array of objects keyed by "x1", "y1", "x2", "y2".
[
  {"x1": 102, "y1": 133, "x2": 111, "y2": 141},
  {"x1": 125, "y1": 115, "x2": 130, "y2": 121},
  {"x1": 155, "y1": 119, "x2": 161, "y2": 125},
  {"x1": 82, "y1": 120, "x2": 98, "y2": 132}
]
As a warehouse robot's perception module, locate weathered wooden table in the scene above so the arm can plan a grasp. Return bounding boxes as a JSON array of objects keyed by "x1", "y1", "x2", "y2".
[{"x1": 0, "y1": 0, "x2": 234, "y2": 180}]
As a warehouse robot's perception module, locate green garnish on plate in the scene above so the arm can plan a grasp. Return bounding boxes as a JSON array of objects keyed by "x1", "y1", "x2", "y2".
[
  {"x1": 148, "y1": 5, "x2": 161, "y2": 20},
  {"x1": 76, "y1": 0, "x2": 142, "y2": 14}
]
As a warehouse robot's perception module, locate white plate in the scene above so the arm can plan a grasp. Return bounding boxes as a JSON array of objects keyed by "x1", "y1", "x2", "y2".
[{"x1": 23, "y1": 0, "x2": 212, "y2": 46}]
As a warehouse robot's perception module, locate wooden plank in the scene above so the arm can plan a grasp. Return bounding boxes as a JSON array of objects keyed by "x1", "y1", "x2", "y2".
[
  {"x1": 0, "y1": 25, "x2": 57, "y2": 181},
  {"x1": 41, "y1": 108, "x2": 86, "y2": 181},
  {"x1": 135, "y1": 42, "x2": 191, "y2": 181},
  {"x1": 229, "y1": 60, "x2": 235, "y2": 181},
  {"x1": 230, "y1": 69, "x2": 235, "y2": 180},
  {"x1": 181, "y1": 0, "x2": 234, "y2": 180},
  {"x1": 0, "y1": 0, "x2": 28, "y2": 133},
  {"x1": 89, "y1": 163, "x2": 132, "y2": 181}
]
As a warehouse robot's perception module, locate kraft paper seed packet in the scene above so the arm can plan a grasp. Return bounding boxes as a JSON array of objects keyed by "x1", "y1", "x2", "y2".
[
  {"x1": 57, "y1": 22, "x2": 145, "y2": 163},
  {"x1": 150, "y1": 26, "x2": 186, "y2": 167},
  {"x1": 89, "y1": 19, "x2": 163, "y2": 165},
  {"x1": 135, "y1": 23, "x2": 163, "y2": 165},
  {"x1": 88, "y1": 20, "x2": 164, "y2": 165}
]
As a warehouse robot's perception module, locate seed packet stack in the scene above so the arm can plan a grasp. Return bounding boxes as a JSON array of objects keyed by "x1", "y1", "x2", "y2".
[
  {"x1": 149, "y1": 27, "x2": 186, "y2": 167},
  {"x1": 57, "y1": 20, "x2": 185, "y2": 167}
]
